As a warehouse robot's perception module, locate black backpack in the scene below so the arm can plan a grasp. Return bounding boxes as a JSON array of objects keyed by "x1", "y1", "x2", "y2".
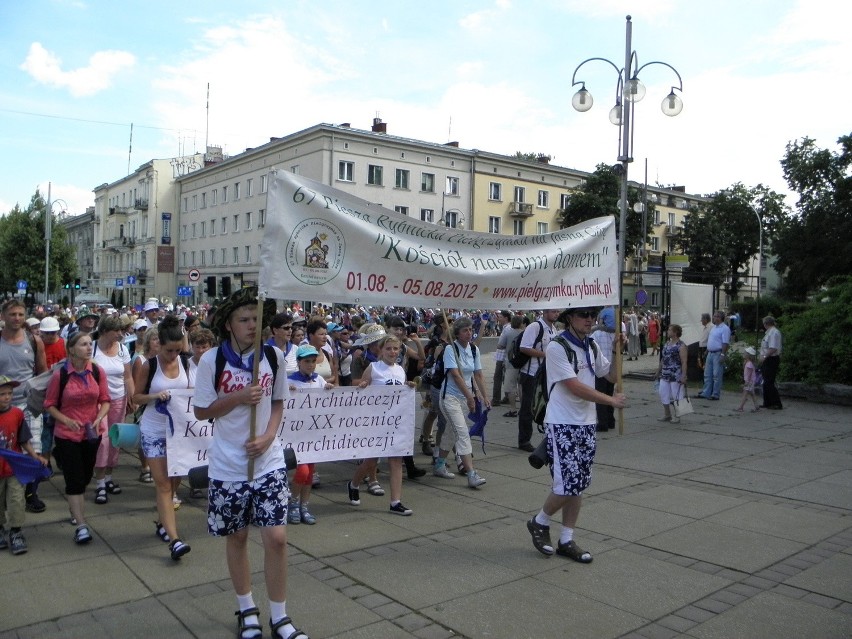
[
  {"x1": 532, "y1": 336, "x2": 598, "y2": 427},
  {"x1": 507, "y1": 321, "x2": 544, "y2": 370},
  {"x1": 435, "y1": 341, "x2": 478, "y2": 395}
]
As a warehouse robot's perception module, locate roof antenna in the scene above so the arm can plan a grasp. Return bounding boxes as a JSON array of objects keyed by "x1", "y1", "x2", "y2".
[{"x1": 448, "y1": 116, "x2": 452, "y2": 142}]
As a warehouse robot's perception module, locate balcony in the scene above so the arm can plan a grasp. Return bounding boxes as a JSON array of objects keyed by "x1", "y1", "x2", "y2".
[
  {"x1": 134, "y1": 198, "x2": 149, "y2": 210},
  {"x1": 102, "y1": 237, "x2": 135, "y2": 252},
  {"x1": 108, "y1": 206, "x2": 130, "y2": 217},
  {"x1": 665, "y1": 225, "x2": 682, "y2": 236},
  {"x1": 509, "y1": 202, "x2": 533, "y2": 217}
]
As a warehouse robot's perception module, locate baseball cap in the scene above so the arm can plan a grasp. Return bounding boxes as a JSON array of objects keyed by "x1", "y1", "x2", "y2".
[
  {"x1": 0, "y1": 375, "x2": 21, "y2": 389},
  {"x1": 26, "y1": 317, "x2": 41, "y2": 327},
  {"x1": 296, "y1": 345, "x2": 319, "y2": 359},
  {"x1": 133, "y1": 319, "x2": 148, "y2": 331}
]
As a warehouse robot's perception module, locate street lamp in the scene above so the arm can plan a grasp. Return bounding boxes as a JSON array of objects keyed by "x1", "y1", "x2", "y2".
[
  {"x1": 440, "y1": 191, "x2": 465, "y2": 229},
  {"x1": 44, "y1": 183, "x2": 67, "y2": 304},
  {"x1": 571, "y1": 15, "x2": 683, "y2": 306}
]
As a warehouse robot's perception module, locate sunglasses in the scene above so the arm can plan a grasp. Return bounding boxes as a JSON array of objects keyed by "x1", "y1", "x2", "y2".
[{"x1": 572, "y1": 311, "x2": 596, "y2": 319}]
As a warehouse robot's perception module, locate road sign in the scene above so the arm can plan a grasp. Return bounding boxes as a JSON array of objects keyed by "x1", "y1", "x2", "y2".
[
  {"x1": 115, "y1": 278, "x2": 124, "y2": 289},
  {"x1": 177, "y1": 286, "x2": 193, "y2": 297},
  {"x1": 17, "y1": 280, "x2": 27, "y2": 290},
  {"x1": 127, "y1": 275, "x2": 137, "y2": 285},
  {"x1": 188, "y1": 268, "x2": 201, "y2": 282},
  {"x1": 635, "y1": 289, "x2": 648, "y2": 305}
]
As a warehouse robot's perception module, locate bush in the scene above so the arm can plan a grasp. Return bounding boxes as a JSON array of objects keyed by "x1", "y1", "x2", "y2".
[{"x1": 779, "y1": 276, "x2": 852, "y2": 385}]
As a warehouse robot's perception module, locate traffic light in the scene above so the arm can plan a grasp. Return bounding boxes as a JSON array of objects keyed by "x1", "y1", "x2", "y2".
[
  {"x1": 221, "y1": 276, "x2": 232, "y2": 297},
  {"x1": 63, "y1": 282, "x2": 71, "y2": 289},
  {"x1": 205, "y1": 276, "x2": 216, "y2": 297},
  {"x1": 74, "y1": 278, "x2": 81, "y2": 289}
]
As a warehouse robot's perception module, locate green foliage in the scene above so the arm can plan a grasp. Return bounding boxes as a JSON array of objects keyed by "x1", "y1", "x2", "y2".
[
  {"x1": 774, "y1": 134, "x2": 852, "y2": 299},
  {"x1": 559, "y1": 163, "x2": 653, "y2": 250},
  {"x1": 678, "y1": 183, "x2": 788, "y2": 298},
  {"x1": 778, "y1": 276, "x2": 852, "y2": 385},
  {"x1": 0, "y1": 191, "x2": 78, "y2": 296}
]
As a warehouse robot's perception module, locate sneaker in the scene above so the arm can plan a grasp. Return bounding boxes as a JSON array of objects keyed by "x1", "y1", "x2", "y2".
[
  {"x1": 311, "y1": 472, "x2": 321, "y2": 488},
  {"x1": 347, "y1": 481, "x2": 361, "y2": 506},
  {"x1": 421, "y1": 440, "x2": 434, "y2": 456},
  {"x1": 389, "y1": 502, "x2": 413, "y2": 516},
  {"x1": 0, "y1": 526, "x2": 7, "y2": 550},
  {"x1": 433, "y1": 463, "x2": 455, "y2": 479},
  {"x1": 300, "y1": 506, "x2": 317, "y2": 525},
  {"x1": 74, "y1": 525, "x2": 93, "y2": 544},
  {"x1": 172, "y1": 495, "x2": 182, "y2": 510},
  {"x1": 467, "y1": 471, "x2": 486, "y2": 488},
  {"x1": 169, "y1": 538, "x2": 191, "y2": 561},
  {"x1": 25, "y1": 494, "x2": 46, "y2": 513},
  {"x1": 407, "y1": 466, "x2": 426, "y2": 480},
  {"x1": 455, "y1": 453, "x2": 466, "y2": 476},
  {"x1": 9, "y1": 530, "x2": 27, "y2": 555},
  {"x1": 105, "y1": 480, "x2": 122, "y2": 495},
  {"x1": 288, "y1": 501, "x2": 301, "y2": 524}
]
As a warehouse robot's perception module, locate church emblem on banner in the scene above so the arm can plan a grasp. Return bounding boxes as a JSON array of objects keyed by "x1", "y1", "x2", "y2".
[{"x1": 286, "y1": 218, "x2": 345, "y2": 285}]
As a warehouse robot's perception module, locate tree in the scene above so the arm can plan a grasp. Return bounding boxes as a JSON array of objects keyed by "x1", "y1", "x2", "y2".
[
  {"x1": 773, "y1": 134, "x2": 852, "y2": 299},
  {"x1": 677, "y1": 183, "x2": 787, "y2": 299},
  {"x1": 0, "y1": 190, "x2": 78, "y2": 300},
  {"x1": 559, "y1": 163, "x2": 654, "y2": 253}
]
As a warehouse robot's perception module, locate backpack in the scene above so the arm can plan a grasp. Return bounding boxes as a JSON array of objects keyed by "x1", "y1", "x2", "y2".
[
  {"x1": 25, "y1": 361, "x2": 102, "y2": 417},
  {"x1": 532, "y1": 336, "x2": 598, "y2": 427},
  {"x1": 135, "y1": 353, "x2": 192, "y2": 419},
  {"x1": 508, "y1": 321, "x2": 544, "y2": 369}
]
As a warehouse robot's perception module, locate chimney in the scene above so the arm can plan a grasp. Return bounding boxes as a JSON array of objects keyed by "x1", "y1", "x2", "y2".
[
  {"x1": 445, "y1": 141, "x2": 459, "y2": 147},
  {"x1": 371, "y1": 117, "x2": 387, "y2": 134},
  {"x1": 536, "y1": 154, "x2": 551, "y2": 164},
  {"x1": 339, "y1": 122, "x2": 351, "y2": 128}
]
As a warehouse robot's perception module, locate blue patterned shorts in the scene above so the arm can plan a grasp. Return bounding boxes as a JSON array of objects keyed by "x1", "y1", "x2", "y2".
[
  {"x1": 207, "y1": 468, "x2": 291, "y2": 536},
  {"x1": 141, "y1": 433, "x2": 167, "y2": 459},
  {"x1": 546, "y1": 423, "x2": 597, "y2": 496}
]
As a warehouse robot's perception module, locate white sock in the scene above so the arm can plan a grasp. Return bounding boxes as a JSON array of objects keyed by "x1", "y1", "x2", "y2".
[
  {"x1": 104, "y1": 474, "x2": 113, "y2": 483},
  {"x1": 97, "y1": 478, "x2": 106, "y2": 488},
  {"x1": 390, "y1": 500, "x2": 400, "y2": 507},
  {"x1": 534, "y1": 510, "x2": 550, "y2": 527},
  {"x1": 236, "y1": 592, "x2": 260, "y2": 637},
  {"x1": 270, "y1": 601, "x2": 296, "y2": 638},
  {"x1": 560, "y1": 527, "x2": 574, "y2": 545}
]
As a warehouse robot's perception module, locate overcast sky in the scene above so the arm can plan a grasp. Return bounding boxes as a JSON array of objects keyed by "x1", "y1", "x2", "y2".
[{"x1": 1, "y1": 0, "x2": 848, "y2": 216}]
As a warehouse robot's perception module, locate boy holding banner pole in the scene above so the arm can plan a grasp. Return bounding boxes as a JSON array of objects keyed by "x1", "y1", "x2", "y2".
[{"x1": 193, "y1": 288, "x2": 308, "y2": 639}]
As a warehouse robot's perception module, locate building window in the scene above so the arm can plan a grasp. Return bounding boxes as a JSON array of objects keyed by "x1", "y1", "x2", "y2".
[
  {"x1": 513, "y1": 219, "x2": 525, "y2": 235},
  {"x1": 654, "y1": 210, "x2": 661, "y2": 225},
  {"x1": 181, "y1": 252, "x2": 187, "y2": 267},
  {"x1": 420, "y1": 208, "x2": 434, "y2": 223},
  {"x1": 210, "y1": 219, "x2": 216, "y2": 236},
  {"x1": 191, "y1": 251, "x2": 196, "y2": 266},
  {"x1": 537, "y1": 190, "x2": 549, "y2": 208},
  {"x1": 259, "y1": 209, "x2": 266, "y2": 228},
  {"x1": 182, "y1": 197, "x2": 188, "y2": 213},
  {"x1": 537, "y1": 222, "x2": 549, "y2": 235},
  {"x1": 394, "y1": 206, "x2": 409, "y2": 216},
  {"x1": 246, "y1": 178, "x2": 253, "y2": 197},
  {"x1": 395, "y1": 169, "x2": 409, "y2": 189},
  {"x1": 668, "y1": 212, "x2": 676, "y2": 228},
  {"x1": 651, "y1": 237, "x2": 660, "y2": 251},
  {"x1": 221, "y1": 248, "x2": 226, "y2": 265},
  {"x1": 290, "y1": 165, "x2": 300, "y2": 175},
  {"x1": 234, "y1": 182, "x2": 241, "y2": 200},
  {"x1": 245, "y1": 246, "x2": 251, "y2": 264},
  {"x1": 338, "y1": 161, "x2": 354, "y2": 182},
  {"x1": 222, "y1": 185, "x2": 228, "y2": 203},
  {"x1": 651, "y1": 292, "x2": 659, "y2": 307},
  {"x1": 446, "y1": 176, "x2": 459, "y2": 196},
  {"x1": 181, "y1": 225, "x2": 187, "y2": 241},
  {"x1": 200, "y1": 221, "x2": 206, "y2": 237},
  {"x1": 200, "y1": 250, "x2": 205, "y2": 266},
  {"x1": 260, "y1": 174, "x2": 268, "y2": 193},
  {"x1": 233, "y1": 247, "x2": 239, "y2": 265},
  {"x1": 201, "y1": 192, "x2": 207, "y2": 209},
  {"x1": 559, "y1": 193, "x2": 570, "y2": 209},
  {"x1": 444, "y1": 210, "x2": 461, "y2": 228},
  {"x1": 421, "y1": 172, "x2": 435, "y2": 193},
  {"x1": 489, "y1": 182, "x2": 502, "y2": 201},
  {"x1": 221, "y1": 217, "x2": 227, "y2": 235},
  {"x1": 210, "y1": 249, "x2": 216, "y2": 265},
  {"x1": 245, "y1": 211, "x2": 252, "y2": 230},
  {"x1": 488, "y1": 216, "x2": 501, "y2": 234},
  {"x1": 192, "y1": 195, "x2": 198, "y2": 211},
  {"x1": 514, "y1": 186, "x2": 526, "y2": 203},
  {"x1": 212, "y1": 189, "x2": 218, "y2": 206},
  {"x1": 367, "y1": 165, "x2": 383, "y2": 186},
  {"x1": 233, "y1": 214, "x2": 239, "y2": 232}
]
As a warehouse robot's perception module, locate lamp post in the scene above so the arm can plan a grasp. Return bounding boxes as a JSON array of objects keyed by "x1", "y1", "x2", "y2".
[
  {"x1": 44, "y1": 183, "x2": 67, "y2": 304},
  {"x1": 440, "y1": 191, "x2": 465, "y2": 229},
  {"x1": 570, "y1": 15, "x2": 682, "y2": 433}
]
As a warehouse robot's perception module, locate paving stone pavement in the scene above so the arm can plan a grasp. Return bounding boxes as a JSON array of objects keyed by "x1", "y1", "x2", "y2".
[{"x1": 1, "y1": 348, "x2": 850, "y2": 638}]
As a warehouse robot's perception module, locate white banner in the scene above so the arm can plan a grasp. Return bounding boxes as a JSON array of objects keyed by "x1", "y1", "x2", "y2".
[
  {"x1": 165, "y1": 386, "x2": 415, "y2": 476},
  {"x1": 259, "y1": 171, "x2": 618, "y2": 310}
]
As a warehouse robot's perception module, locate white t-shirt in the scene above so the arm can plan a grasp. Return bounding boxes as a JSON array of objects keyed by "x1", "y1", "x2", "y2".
[
  {"x1": 193, "y1": 345, "x2": 288, "y2": 481},
  {"x1": 368, "y1": 360, "x2": 406, "y2": 386},
  {"x1": 544, "y1": 336, "x2": 610, "y2": 426},
  {"x1": 519, "y1": 319, "x2": 554, "y2": 376},
  {"x1": 92, "y1": 341, "x2": 131, "y2": 400}
]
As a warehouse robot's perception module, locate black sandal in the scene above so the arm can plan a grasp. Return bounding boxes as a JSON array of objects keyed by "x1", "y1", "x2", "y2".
[
  {"x1": 270, "y1": 616, "x2": 308, "y2": 639},
  {"x1": 154, "y1": 521, "x2": 170, "y2": 543},
  {"x1": 235, "y1": 607, "x2": 262, "y2": 639},
  {"x1": 556, "y1": 539, "x2": 593, "y2": 563},
  {"x1": 526, "y1": 518, "x2": 554, "y2": 556}
]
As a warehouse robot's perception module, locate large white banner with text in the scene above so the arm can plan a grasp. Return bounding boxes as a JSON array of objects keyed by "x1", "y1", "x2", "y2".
[
  {"x1": 165, "y1": 387, "x2": 415, "y2": 476},
  {"x1": 259, "y1": 171, "x2": 618, "y2": 310}
]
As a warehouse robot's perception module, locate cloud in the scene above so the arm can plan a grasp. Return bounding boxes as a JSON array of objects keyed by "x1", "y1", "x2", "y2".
[
  {"x1": 20, "y1": 42, "x2": 136, "y2": 97},
  {"x1": 459, "y1": 0, "x2": 511, "y2": 33}
]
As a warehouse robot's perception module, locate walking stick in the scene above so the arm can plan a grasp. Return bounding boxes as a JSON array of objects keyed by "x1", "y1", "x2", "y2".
[{"x1": 247, "y1": 292, "x2": 266, "y2": 480}]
